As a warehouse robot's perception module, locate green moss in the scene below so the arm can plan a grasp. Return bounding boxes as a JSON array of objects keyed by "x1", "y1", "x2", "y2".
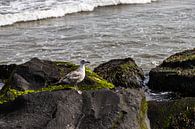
[
  {"x1": 165, "y1": 48, "x2": 195, "y2": 63},
  {"x1": 0, "y1": 61, "x2": 114, "y2": 104},
  {"x1": 159, "y1": 48, "x2": 195, "y2": 69},
  {"x1": 55, "y1": 61, "x2": 78, "y2": 76},
  {"x1": 166, "y1": 53, "x2": 195, "y2": 63},
  {"x1": 55, "y1": 61, "x2": 72, "y2": 65},
  {"x1": 0, "y1": 85, "x2": 72, "y2": 104},
  {"x1": 55, "y1": 61, "x2": 114, "y2": 90},
  {"x1": 85, "y1": 68, "x2": 114, "y2": 89},
  {"x1": 119, "y1": 63, "x2": 136, "y2": 71},
  {"x1": 55, "y1": 61, "x2": 80, "y2": 71},
  {"x1": 0, "y1": 92, "x2": 10, "y2": 104},
  {"x1": 163, "y1": 99, "x2": 195, "y2": 129},
  {"x1": 149, "y1": 98, "x2": 195, "y2": 129},
  {"x1": 139, "y1": 97, "x2": 148, "y2": 129}
]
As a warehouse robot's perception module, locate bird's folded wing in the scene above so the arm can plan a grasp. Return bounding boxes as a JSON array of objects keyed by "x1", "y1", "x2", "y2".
[{"x1": 66, "y1": 71, "x2": 82, "y2": 80}]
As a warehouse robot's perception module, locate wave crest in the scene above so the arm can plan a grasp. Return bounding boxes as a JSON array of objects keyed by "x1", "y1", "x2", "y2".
[{"x1": 0, "y1": 0, "x2": 157, "y2": 26}]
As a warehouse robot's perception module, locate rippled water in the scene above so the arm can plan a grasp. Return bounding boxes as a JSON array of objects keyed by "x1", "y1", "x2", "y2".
[{"x1": 0, "y1": 0, "x2": 195, "y2": 72}]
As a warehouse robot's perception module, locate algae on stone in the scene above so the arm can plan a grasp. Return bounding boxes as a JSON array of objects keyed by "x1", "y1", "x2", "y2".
[
  {"x1": 165, "y1": 48, "x2": 195, "y2": 63},
  {"x1": 55, "y1": 61, "x2": 115, "y2": 90},
  {"x1": 0, "y1": 61, "x2": 114, "y2": 104},
  {"x1": 148, "y1": 48, "x2": 195, "y2": 96},
  {"x1": 148, "y1": 98, "x2": 195, "y2": 129},
  {"x1": 138, "y1": 97, "x2": 148, "y2": 129},
  {"x1": 160, "y1": 48, "x2": 195, "y2": 68},
  {"x1": 94, "y1": 58, "x2": 144, "y2": 88}
]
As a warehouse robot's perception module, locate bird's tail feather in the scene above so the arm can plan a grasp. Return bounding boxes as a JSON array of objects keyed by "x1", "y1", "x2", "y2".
[{"x1": 53, "y1": 78, "x2": 70, "y2": 85}]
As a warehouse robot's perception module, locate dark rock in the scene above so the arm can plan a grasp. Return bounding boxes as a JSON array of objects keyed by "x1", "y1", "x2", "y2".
[
  {"x1": 0, "y1": 64, "x2": 16, "y2": 80},
  {"x1": 0, "y1": 64, "x2": 17, "y2": 93},
  {"x1": 1, "y1": 58, "x2": 114, "y2": 92},
  {"x1": 160, "y1": 48, "x2": 195, "y2": 68},
  {"x1": 0, "y1": 88, "x2": 149, "y2": 129},
  {"x1": 0, "y1": 58, "x2": 115, "y2": 104},
  {"x1": 148, "y1": 48, "x2": 195, "y2": 96},
  {"x1": 148, "y1": 98, "x2": 195, "y2": 129},
  {"x1": 9, "y1": 58, "x2": 61, "y2": 91},
  {"x1": 0, "y1": 58, "x2": 149, "y2": 129},
  {"x1": 94, "y1": 58, "x2": 144, "y2": 88}
]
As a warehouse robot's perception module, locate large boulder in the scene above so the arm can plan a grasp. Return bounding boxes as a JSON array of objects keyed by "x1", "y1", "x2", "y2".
[
  {"x1": 148, "y1": 48, "x2": 195, "y2": 96},
  {"x1": 0, "y1": 58, "x2": 113, "y2": 92},
  {"x1": 148, "y1": 98, "x2": 195, "y2": 129},
  {"x1": 94, "y1": 58, "x2": 144, "y2": 88},
  {"x1": 0, "y1": 58, "x2": 149, "y2": 129},
  {"x1": 0, "y1": 88, "x2": 149, "y2": 129},
  {"x1": 0, "y1": 58, "x2": 114, "y2": 104},
  {"x1": 9, "y1": 58, "x2": 61, "y2": 91}
]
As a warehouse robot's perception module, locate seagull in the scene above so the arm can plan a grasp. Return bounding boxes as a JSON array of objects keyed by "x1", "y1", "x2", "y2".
[{"x1": 58, "y1": 60, "x2": 90, "y2": 93}]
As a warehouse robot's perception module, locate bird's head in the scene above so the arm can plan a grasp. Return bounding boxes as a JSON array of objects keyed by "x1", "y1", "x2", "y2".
[{"x1": 80, "y1": 60, "x2": 90, "y2": 65}]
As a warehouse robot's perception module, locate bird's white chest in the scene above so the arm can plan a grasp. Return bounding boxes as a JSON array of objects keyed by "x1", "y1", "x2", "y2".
[
  {"x1": 75, "y1": 65, "x2": 86, "y2": 83},
  {"x1": 77, "y1": 71, "x2": 85, "y2": 82}
]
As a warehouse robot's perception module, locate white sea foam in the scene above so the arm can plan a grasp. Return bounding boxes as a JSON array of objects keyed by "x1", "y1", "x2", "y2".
[{"x1": 0, "y1": 0, "x2": 157, "y2": 26}]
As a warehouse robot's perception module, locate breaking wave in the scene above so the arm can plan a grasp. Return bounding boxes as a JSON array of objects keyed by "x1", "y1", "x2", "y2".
[{"x1": 0, "y1": 0, "x2": 157, "y2": 26}]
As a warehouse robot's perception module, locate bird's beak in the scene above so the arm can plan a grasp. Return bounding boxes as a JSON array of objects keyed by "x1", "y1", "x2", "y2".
[{"x1": 85, "y1": 61, "x2": 90, "y2": 64}]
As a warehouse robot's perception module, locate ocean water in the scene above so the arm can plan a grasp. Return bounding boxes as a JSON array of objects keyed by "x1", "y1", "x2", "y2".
[
  {"x1": 0, "y1": 0, "x2": 194, "y2": 72},
  {"x1": 0, "y1": 0, "x2": 157, "y2": 26}
]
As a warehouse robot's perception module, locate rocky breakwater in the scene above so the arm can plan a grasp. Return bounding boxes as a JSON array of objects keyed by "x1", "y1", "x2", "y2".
[
  {"x1": 0, "y1": 57, "x2": 149, "y2": 129},
  {"x1": 148, "y1": 48, "x2": 195, "y2": 129}
]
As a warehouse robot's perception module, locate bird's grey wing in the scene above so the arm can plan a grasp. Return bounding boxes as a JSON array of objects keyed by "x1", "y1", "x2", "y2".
[
  {"x1": 66, "y1": 71, "x2": 82, "y2": 80},
  {"x1": 59, "y1": 69, "x2": 82, "y2": 84}
]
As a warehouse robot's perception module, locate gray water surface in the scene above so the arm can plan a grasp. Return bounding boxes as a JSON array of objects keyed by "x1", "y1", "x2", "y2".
[{"x1": 0, "y1": 0, "x2": 194, "y2": 72}]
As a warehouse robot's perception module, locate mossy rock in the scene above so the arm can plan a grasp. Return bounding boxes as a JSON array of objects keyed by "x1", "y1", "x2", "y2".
[
  {"x1": 148, "y1": 48, "x2": 195, "y2": 96},
  {"x1": 55, "y1": 61, "x2": 114, "y2": 90},
  {"x1": 94, "y1": 58, "x2": 144, "y2": 88},
  {"x1": 139, "y1": 97, "x2": 149, "y2": 129},
  {"x1": 0, "y1": 87, "x2": 148, "y2": 129},
  {"x1": 0, "y1": 59, "x2": 149, "y2": 129},
  {"x1": 160, "y1": 48, "x2": 195, "y2": 68},
  {"x1": 148, "y1": 98, "x2": 195, "y2": 129},
  {"x1": 0, "y1": 58, "x2": 114, "y2": 104}
]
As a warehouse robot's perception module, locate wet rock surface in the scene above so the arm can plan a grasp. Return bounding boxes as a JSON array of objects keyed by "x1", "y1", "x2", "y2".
[
  {"x1": 0, "y1": 88, "x2": 148, "y2": 129},
  {"x1": 2, "y1": 49, "x2": 193, "y2": 129},
  {"x1": 147, "y1": 49, "x2": 195, "y2": 129},
  {"x1": 148, "y1": 98, "x2": 195, "y2": 129},
  {"x1": 0, "y1": 64, "x2": 16, "y2": 80},
  {"x1": 9, "y1": 58, "x2": 61, "y2": 91},
  {"x1": 0, "y1": 58, "x2": 113, "y2": 92},
  {"x1": 94, "y1": 58, "x2": 144, "y2": 88},
  {"x1": 148, "y1": 48, "x2": 195, "y2": 96},
  {"x1": 0, "y1": 58, "x2": 149, "y2": 129}
]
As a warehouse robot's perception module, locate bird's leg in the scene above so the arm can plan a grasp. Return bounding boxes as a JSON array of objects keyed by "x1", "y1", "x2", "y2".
[
  {"x1": 58, "y1": 77, "x2": 64, "y2": 83},
  {"x1": 74, "y1": 83, "x2": 78, "y2": 90},
  {"x1": 74, "y1": 83, "x2": 82, "y2": 94}
]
